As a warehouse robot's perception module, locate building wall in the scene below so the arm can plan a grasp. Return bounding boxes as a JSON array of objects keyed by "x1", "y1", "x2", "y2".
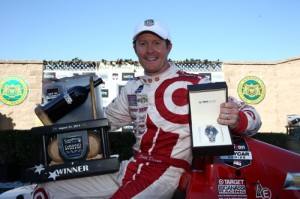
[
  {"x1": 0, "y1": 60, "x2": 43, "y2": 130},
  {"x1": 223, "y1": 56, "x2": 300, "y2": 133},
  {"x1": 0, "y1": 56, "x2": 300, "y2": 132}
]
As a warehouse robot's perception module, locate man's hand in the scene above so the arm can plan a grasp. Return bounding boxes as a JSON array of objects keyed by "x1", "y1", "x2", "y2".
[{"x1": 217, "y1": 98, "x2": 240, "y2": 129}]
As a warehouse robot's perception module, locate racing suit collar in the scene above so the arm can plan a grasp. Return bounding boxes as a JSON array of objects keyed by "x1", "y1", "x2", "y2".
[{"x1": 140, "y1": 62, "x2": 178, "y2": 84}]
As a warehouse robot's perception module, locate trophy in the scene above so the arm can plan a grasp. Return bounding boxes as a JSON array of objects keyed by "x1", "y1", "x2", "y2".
[{"x1": 26, "y1": 76, "x2": 119, "y2": 182}]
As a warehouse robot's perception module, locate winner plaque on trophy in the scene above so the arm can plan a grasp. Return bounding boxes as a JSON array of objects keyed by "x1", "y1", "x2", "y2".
[{"x1": 188, "y1": 82, "x2": 234, "y2": 156}]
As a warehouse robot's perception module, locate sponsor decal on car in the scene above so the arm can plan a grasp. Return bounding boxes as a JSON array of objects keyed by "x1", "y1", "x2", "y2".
[
  {"x1": 221, "y1": 137, "x2": 252, "y2": 168},
  {"x1": 218, "y1": 178, "x2": 247, "y2": 199}
]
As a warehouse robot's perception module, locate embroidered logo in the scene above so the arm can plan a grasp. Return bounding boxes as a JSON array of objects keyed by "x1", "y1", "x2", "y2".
[
  {"x1": 128, "y1": 95, "x2": 137, "y2": 106},
  {"x1": 135, "y1": 85, "x2": 144, "y2": 93},
  {"x1": 144, "y1": 19, "x2": 154, "y2": 26}
]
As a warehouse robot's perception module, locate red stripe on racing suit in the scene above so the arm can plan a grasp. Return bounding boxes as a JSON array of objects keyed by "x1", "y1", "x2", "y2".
[{"x1": 111, "y1": 116, "x2": 190, "y2": 199}]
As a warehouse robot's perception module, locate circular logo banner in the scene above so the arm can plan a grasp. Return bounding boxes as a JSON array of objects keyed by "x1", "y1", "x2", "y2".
[
  {"x1": 0, "y1": 76, "x2": 29, "y2": 106},
  {"x1": 238, "y1": 76, "x2": 265, "y2": 104}
]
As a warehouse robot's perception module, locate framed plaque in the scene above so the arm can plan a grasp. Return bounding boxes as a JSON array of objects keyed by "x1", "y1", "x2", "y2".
[{"x1": 188, "y1": 82, "x2": 234, "y2": 156}]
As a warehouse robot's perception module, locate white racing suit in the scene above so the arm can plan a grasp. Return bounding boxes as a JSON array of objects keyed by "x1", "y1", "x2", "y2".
[{"x1": 33, "y1": 63, "x2": 261, "y2": 199}]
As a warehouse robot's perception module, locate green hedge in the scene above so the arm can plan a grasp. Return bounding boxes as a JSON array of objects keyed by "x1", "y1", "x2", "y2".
[
  {"x1": 0, "y1": 130, "x2": 291, "y2": 165},
  {"x1": 0, "y1": 130, "x2": 135, "y2": 165},
  {"x1": 252, "y1": 132, "x2": 289, "y2": 149},
  {"x1": 0, "y1": 130, "x2": 43, "y2": 181},
  {"x1": 0, "y1": 130, "x2": 292, "y2": 181},
  {"x1": 0, "y1": 130, "x2": 136, "y2": 181},
  {"x1": 109, "y1": 131, "x2": 135, "y2": 161},
  {"x1": 0, "y1": 130, "x2": 42, "y2": 165}
]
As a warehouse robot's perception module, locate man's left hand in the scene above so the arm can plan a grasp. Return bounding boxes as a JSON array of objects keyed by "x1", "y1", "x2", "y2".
[{"x1": 217, "y1": 98, "x2": 240, "y2": 129}]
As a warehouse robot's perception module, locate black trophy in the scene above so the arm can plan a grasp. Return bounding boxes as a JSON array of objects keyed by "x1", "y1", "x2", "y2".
[{"x1": 25, "y1": 76, "x2": 120, "y2": 182}]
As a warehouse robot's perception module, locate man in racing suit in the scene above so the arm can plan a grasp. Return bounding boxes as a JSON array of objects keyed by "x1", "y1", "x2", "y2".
[
  {"x1": 33, "y1": 19, "x2": 261, "y2": 199},
  {"x1": 105, "y1": 19, "x2": 261, "y2": 199}
]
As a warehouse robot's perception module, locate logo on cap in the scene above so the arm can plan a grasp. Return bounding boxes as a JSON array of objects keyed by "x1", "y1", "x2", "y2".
[{"x1": 144, "y1": 19, "x2": 154, "y2": 27}]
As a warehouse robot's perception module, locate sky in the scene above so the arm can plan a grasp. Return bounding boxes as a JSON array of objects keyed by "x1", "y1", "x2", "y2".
[{"x1": 1, "y1": 0, "x2": 300, "y2": 62}]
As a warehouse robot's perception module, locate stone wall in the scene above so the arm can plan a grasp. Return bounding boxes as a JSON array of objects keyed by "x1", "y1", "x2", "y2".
[
  {"x1": 223, "y1": 56, "x2": 300, "y2": 133},
  {"x1": 0, "y1": 56, "x2": 300, "y2": 132},
  {"x1": 0, "y1": 60, "x2": 43, "y2": 130}
]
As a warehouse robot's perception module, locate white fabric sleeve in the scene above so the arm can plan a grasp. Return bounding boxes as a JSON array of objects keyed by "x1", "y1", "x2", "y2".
[
  {"x1": 104, "y1": 81, "x2": 133, "y2": 131},
  {"x1": 230, "y1": 96, "x2": 262, "y2": 136}
]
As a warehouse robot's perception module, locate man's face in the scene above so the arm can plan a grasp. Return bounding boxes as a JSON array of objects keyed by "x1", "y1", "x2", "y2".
[{"x1": 134, "y1": 32, "x2": 172, "y2": 76}]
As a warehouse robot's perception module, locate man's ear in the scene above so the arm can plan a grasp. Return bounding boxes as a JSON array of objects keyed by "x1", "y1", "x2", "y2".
[
  {"x1": 167, "y1": 42, "x2": 172, "y2": 52},
  {"x1": 133, "y1": 44, "x2": 137, "y2": 54}
]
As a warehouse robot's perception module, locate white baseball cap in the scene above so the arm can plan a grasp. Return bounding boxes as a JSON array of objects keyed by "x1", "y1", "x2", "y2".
[{"x1": 133, "y1": 19, "x2": 171, "y2": 41}]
